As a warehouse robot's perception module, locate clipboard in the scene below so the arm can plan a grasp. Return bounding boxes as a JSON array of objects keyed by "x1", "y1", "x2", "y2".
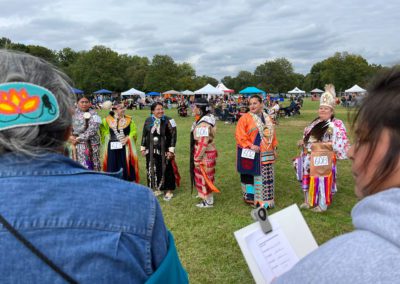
[{"x1": 234, "y1": 204, "x2": 318, "y2": 284}]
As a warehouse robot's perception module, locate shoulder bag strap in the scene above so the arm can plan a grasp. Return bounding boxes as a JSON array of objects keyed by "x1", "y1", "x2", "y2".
[{"x1": 0, "y1": 213, "x2": 77, "y2": 284}]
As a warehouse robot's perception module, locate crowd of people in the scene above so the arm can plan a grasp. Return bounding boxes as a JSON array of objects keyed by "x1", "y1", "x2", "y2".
[
  {"x1": 68, "y1": 81, "x2": 350, "y2": 215},
  {"x1": 0, "y1": 49, "x2": 399, "y2": 282}
]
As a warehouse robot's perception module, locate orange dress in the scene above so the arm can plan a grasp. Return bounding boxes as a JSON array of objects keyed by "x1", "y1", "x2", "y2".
[{"x1": 235, "y1": 112, "x2": 277, "y2": 208}]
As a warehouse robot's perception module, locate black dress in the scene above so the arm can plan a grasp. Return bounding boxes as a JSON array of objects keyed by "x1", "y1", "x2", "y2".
[{"x1": 141, "y1": 116, "x2": 177, "y2": 191}]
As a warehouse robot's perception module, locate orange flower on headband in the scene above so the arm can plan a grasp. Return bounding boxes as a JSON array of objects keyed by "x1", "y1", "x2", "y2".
[{"x1": 0, "y1": 88, "x2": 40, "y2": 115}]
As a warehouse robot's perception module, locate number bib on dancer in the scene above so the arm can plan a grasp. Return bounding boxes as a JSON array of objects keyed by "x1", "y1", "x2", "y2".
[
  {"x1": 313, "y1": 156, "x2": 329, "y2": 166},
  {"x1": 310, "y1": 142, "x2": 334, "y2": 177},
  {"x1": 241, "y1": 149, "x2": 256, "y2": 159},
  {"x1": 110, "y1": 141, "x2": 123, "y2": 150},
  {"x1": 196, "y1": 127, "x2": 209, "y2": 137}
]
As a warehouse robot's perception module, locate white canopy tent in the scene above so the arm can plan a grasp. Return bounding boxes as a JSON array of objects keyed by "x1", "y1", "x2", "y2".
[
  {"x1": 310, "y1": 88, "x2": 324, "y2": 93},
  {"x1": 195, "y1": 84, "x2": 224, "y2": 100},
  {"x1": 216, "y1": 83, "x2": 234, "y2": 94},
  {"x1": 121, "y1": 88, "x2": 145, "y2": 99},
  {"x1": 162, "y1": 90, "x2": 181, "y2": 95},
  {"x1": 181, "y1": 90, "x2": 194, "y2": 96},
  {"x1": 345, "y1": 84, "x2": 366, "y2": 94},
  {"x1": 288, "y1": 87, "x2": 305, "y2": 94}
]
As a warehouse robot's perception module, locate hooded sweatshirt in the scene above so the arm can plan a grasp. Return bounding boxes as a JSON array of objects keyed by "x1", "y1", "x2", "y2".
[{"x1": 276, "y1": 187, "x2": 400, "y2": 283}]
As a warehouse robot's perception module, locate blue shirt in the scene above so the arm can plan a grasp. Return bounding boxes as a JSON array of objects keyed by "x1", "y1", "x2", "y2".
[{"x1": 0, "y1": 152, "x2": 171, "y2": 283}]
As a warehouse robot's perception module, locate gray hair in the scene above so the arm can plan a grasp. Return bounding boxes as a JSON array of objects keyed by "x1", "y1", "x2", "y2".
[{"x1": 0, "y1": 49, "x2": 74, "y2": 156}]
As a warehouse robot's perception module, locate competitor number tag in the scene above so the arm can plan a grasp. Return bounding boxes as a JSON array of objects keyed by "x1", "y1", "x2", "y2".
[
  {"x1": 241, "y1": 149, "x2": 256, "y2": 159},
  {"x1": 196, "y1": 127, "x2": 209, "y2": 137},
  {"x1": 110, "y1": 141, "x2": 123, "y2": 150},
  {"x1": 169, "y1": 119, "x2": 176, "y2": 128},
  {"x1": 314, "y1": 156, "x2": 329, "y2": 166}
]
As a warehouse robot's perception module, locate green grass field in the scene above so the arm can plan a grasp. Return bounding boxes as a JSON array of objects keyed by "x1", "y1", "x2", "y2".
[{"x1": 103, "y1": 100, "x2": 357, "y2": 283}]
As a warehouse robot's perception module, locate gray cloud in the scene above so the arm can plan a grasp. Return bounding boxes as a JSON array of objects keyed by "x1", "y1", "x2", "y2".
[{"x1": 0, "y1": 0, "x2": 399, "y2": 80}]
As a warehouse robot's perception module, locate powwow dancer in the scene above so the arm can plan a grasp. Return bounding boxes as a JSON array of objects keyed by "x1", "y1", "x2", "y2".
[
  {"x1": 100, "y1": 102, "x2": 139, "y2": 182},
  {"x1": 236, "y1": 95, "x2": 278, "y2": 209},
  {"x1": 141, "y1": 102, "x2": 180, "y2": 200},
  {"x1": 190, "y1": 98, "x2": 219, "y2": 208},
  {"x1": 69, "y1": 94, "x2": 101, "y2": 171},
  {"x1": 294, "y1": 84, "x2": 349, "y2": 212}
]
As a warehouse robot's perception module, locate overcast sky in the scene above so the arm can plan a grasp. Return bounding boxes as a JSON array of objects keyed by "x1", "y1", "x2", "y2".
[{"x1": 1, "y1": 0, "x2": 399, "y2": 80}]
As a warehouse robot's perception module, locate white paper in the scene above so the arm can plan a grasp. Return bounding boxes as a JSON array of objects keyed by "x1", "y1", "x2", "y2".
[
  {"x1": 241, "y1": 149, "x2": 256, "y2": 159},
  {"x1": 234, "y1": 204, "x2": 318, "y2": 284},
  {"x1": 245, "y1": 220, "x2": 298, "y2": 283},
  {"x1": 169, "y1": 119, "x2": 177, "y2": 128},
  {"x1": 110, "y1": 141, "x2": 123, "y2": 150},
  {"x1": 196, "y1": 127, "x2": 209, "y2": 137},
  {"x1": 313, "y1": 156, "x2": 329, "y2": 166}
]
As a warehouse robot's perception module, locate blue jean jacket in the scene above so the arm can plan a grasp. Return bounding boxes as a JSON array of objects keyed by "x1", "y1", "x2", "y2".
[{"x1": 0, "y1": 152, "x2": 184, "y2": 283}]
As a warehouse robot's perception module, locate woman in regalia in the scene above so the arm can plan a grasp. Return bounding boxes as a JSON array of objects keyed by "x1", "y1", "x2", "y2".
[
  {"x1": 141, "y1": 102, "x2": 179, "y2": 200},
  {"x1": 69, "y1": 94, "x2": 101, "y2": 171},
  {"x1": 294, "y1": 84, "x2": 349, "y2": 212},
  {"x1": 190, "y1": 98, "x2": 218, "y2": 208},
  {"x1": 235, "y1": 94, "x2": 278, "y2": 209},
  {"x1": 100, "y1": 102, "x2": 139, "y2": 182}
]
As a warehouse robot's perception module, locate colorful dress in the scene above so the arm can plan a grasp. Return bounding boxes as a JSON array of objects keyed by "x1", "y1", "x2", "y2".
[
  {"x1": 100, "y1": 114, "x2": 139, "y2": 182},
  {"x1": 191, "y1": 114, "x2": 218, "y2": 202},
  {"x1": 71, "y1": 108, "x2": 101, "y2": 171},
  {"x1": 294, "y1": 118, "x2": 349, "y2": 210},
  {"x1": 236, "y1": 112, "x2": 278, "y2": 209},
  {"x1": 141, "y1": 115, "x2": 180, "y2": 192}
]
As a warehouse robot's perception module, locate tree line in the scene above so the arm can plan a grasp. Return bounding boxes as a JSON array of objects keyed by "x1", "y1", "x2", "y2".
[{"x1": 0, "y1": 37, "x2": 391, "y2": 94}]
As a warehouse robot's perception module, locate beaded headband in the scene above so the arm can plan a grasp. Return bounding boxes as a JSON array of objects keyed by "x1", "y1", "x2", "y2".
[{"x1": 0, "y1": 82, "x2": 59, "y2": 131}]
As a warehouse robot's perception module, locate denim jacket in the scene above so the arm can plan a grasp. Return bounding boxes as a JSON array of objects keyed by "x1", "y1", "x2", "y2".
[{"x1": 0, "y1": 152, "x2": 173, "y2": 283}]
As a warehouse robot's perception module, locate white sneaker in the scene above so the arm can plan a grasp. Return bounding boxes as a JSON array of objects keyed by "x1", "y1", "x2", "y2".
[
  {"x1": 196, "y1": 200, "x2": 213, "y2": 208},
  {"x1": 153, "y1": 190, "x2": 162, "y2": 197},
  {"x1": 163, "y1": 192, "x2": 173, "y2": 201},
  {"x1": 300, "y1": 202, "x2": 310, "y2": 209}
]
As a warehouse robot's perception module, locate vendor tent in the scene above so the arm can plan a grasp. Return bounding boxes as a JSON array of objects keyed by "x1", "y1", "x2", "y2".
[
  {"x1": 194, "y1": 84, "x2": 224, "y2": 95},
  {"x1": 146, "y1": 91, "x2": 161, "y2": 96},
  {"x1": 288, "y1": 87, "x2": 305, "y2": 94},
  {"x1": 121, "y1": 88, "x2": 145, "y2": 99},
  {"x1": 93, "y1": 89, "x2": 112, "y2": 94},
  {"x1": 239, "y1": 86, "x2": 266, "y2": 96},
  {"x1": 310, "y1": 88, "x2": 323, "y2": 93},
  {"x1": 162, "y1": 90, "x2": 180, "y2": 95},
  {"x1": 345, "y1": 84, "x2": 366, "y2": 93},
  {"x1": 181, "y1": 90, "x2": 194, "y2": 96},
  {"x1": 216, "y1": 83, "x2": 234, "y2": 94},
  {"x1": 71, "y1": 87, "x2": 84, "y2": 94}
]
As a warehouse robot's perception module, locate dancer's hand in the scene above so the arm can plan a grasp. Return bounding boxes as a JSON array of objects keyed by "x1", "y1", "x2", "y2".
[
  {"x1": 166, "y1": 152, "x2": 174, "y2": 160},
  {"x1": 122, "y1": 136, "x2": 129, "y2": 146},
  {"x1": 69, "y1": 135, "x2": 77, "y2": 145},
  {"x1": 250, "y1": 144, "x2": 260, "y2": 153}
]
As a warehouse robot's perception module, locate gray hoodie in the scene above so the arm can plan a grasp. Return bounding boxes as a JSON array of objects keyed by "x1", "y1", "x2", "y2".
[{"x1": 276, "y1": 187, "x2": 400, "y2": 283}]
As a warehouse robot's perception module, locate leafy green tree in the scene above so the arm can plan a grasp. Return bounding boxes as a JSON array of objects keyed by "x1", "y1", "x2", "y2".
[
  {"x1": 124, "y1": 55, "x2": 149, "y2": 91},
  {"x1": 0, "y1": 37, "x2": 12, "y2": 48},
  {"x1": 144, "y1": 55, "x2": 179, "y2": 92},
  {"x1": 307, "y1": 52, "x2": 378, "y2": 92},
  {"x1": 9, "y1": 42, "x2": 29, "y2": 53},
  {"x1": 57, "y1": 47, "x2": 79, "y2": 68},
  {"x1": 176, "y1": 62, "x2": 196, "y2": 91},
  {"x1": 254, "y1": 58, "x2": 296, "y2": 93},
  {"x1": 233, "y1": 71, "x2": 255, "y2": 93},
  {"x1": 68, "y1": 45, "x2": 125, "y2": 93},
  {"x1": 26, "y1": 45, "x2": 58, "y2": 65},
  {"x1": 192, "y1": 75, "x2": 218, "y2": 90}
]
